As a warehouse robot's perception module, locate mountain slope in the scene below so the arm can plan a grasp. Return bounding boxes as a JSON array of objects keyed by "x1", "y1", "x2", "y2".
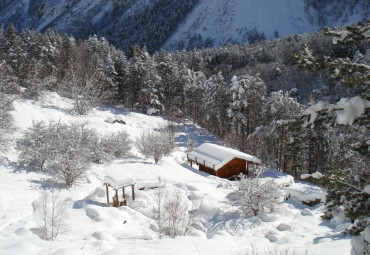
[
  {"x1": 165, "y1": 0, "x2": 368, "y2": 49},
  {"x1": 0, "y1": 0, "x2": 367, "y2": 52}
]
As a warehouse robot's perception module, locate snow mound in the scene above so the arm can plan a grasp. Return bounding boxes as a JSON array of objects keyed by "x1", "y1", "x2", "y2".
[
  {"x1": 260, "y1": 169, "x2": 294, "y2": 187},
  {"x1": 276, "y1": 223, "x2": 291, "y2": 231},
  {"x1": 301, "y1": 209, "x2": 314, "y2": 216},
  {"x1": 283, "y1": 182, "x2": 326, "y2": 203}
]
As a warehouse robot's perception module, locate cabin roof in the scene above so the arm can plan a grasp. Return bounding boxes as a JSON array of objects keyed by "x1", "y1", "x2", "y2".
[{"x1": 187, "y1": 143, "x2": 261, "y2": 170}]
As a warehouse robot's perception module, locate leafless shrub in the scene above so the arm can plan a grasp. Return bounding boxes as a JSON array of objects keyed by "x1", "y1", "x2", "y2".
[
  {"x1": 153, "y1": 183, "x2": 194, "y2": 238},
  {"x1": 18, "y1": 120, "x2": 52, "y2": 171},
  {"x1": 34, "y1": 190, "x2": 68, "y2": 241},
  {"x1": 237, "y1": 246, "x2": 310, "y2": 255},
  {"x1": 50, "y1": 122, "x2": 94, "y2": 187},
  {"x1": 101, "y1": 131, "x2": 131, "y2": 159},
  {"x1": 18, "y1": 120, "x2": 132, "y2": 186},
  {"x1": 135, "y1": 129, "x2": 173, "y2": 164},
  {"x1": 229, "y1": 167, "x2": 282, "y2": 217}
]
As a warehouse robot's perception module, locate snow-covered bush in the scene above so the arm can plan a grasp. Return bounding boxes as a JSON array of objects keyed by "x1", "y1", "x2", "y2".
[
  {"x1": 101, "y1": 131, "x2": 132, "y2": 159},
  {"x1": 0, "y1": 93, "x2": 14, "y2": 152},
  {"x1": 18, "y1": 121, "x2": 54, "y2": 171},
  {"x1": 19, "y1": 121, "x2": 100, "y2": 186},
  {"x1": 135, "y1": 130, "x2": 173, "y2": 164},
  {"x1": 229, "y1": 173, "x2": 282, "y2": 217},
  {"x1": 47, "y1": 122, "x2": 95, "y2": 187},
  {"x1": 33, "y1": 190, "x2": 68, "y2": 241},
  {"x1": 18, "y1": 121, "x2": 132, "y2": 183},
  {"x1": 153, "y1": 184, "x2": 193, "y2": 238}
]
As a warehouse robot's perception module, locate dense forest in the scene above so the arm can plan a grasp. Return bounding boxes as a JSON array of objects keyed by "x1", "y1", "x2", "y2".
[{"x1": 0, "y1": 21, "x2": 369, "y2": 234}]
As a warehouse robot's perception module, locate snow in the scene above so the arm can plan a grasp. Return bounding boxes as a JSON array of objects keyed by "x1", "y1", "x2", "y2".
[
  {"x1": 333, "y1": 31, "x2": 350, "y2": 45},
  {"x1": 103, "y1": 172, "x2": 135, "y2": 190},
  {"x1": 283, "y1": 181, "x2": 327, "y2": 203},
  {"x1": 330, "y1": 97, "x2": 370, "y2": 125},
  {"x1": 165, "y1": 0, "x2": 365, "y2": 48},
  {"x1": 302, "y1": 101, "x2": 326, "y2": 127},
  {"x1": 364, "y1": 185, "x2": 370, "y2": 195},
  {"x1": 0, "y1": 91, "x2": 352, "y2": 254},
  {"x1": 187, "y1": 143, "x2": 260, "y2": 169},
  {"x1": 312, "y1": 172, "x2": 323, "y2": 179},
  {"x1": 302, "y1": 97, "x2": 370, "y2": 126},
  {"x1": 350, "y1": 225, "x2": 370, "y2": 255},
  {"x1": 260, "y1": 169, "x2": 294, "y2": 186}
]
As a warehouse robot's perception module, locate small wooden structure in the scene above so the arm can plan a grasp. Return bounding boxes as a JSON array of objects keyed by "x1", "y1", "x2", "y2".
[
  {"x1": 187, "y1": 143, "x2": 261, "y2": 179},
  {"x1": 104, "y1": 174, "x2": 136, "y2": 207}
]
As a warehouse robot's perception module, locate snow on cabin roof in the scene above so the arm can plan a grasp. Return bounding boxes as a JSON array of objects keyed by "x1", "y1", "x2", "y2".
[
  {"x1": 187, "y1": 143, "x2": 261, "y2": 170},
  {"x1": 104, "y1": 172, "x2": 135, "y2": 190}
]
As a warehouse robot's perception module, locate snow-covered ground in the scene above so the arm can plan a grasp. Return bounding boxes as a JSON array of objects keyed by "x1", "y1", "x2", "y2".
[{"x1": 0, "y1": 92, "x2": 352, "y2": 254}]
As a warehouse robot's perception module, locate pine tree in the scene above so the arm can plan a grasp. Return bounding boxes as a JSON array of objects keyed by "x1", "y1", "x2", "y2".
[
  {"x1": 202, "y1": 72, "x2": 229, "y2": 135},
  {"x1": 227, "y1": 74, "x2": 266, "y2": 150},
  {"x1": 294, "y1": 20, "x2": 370, "y2": 98}
]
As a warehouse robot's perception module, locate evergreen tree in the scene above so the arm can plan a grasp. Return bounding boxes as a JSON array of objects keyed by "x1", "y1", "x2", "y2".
[
  {"x1": 202, "y1": 72, "x2": 229, "y2": 135},
  {"x1": 294, "y1": 20, "x2": 370, "y2": 98},
  {"x1": 227, "y1": 74, "x2": 266, "y2": 150}
]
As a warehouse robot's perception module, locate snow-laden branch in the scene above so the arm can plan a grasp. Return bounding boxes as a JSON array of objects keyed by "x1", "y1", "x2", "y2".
[
  {"x1": 301, "y1": 173, "x2": 367, "y2": 194},
  {"x1": 302, "y1": 97, "x2": 370, "y2": 127}
]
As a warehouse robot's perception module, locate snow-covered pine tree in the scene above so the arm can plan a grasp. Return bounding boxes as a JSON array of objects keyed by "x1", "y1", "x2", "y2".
[
  {"x1": 183, "y1": 69, "x2": 206, "y2": 123},
  {"x1": 137, "y1": 48, "x2": 162, "y2": 114},
  {"x1": 202, "y1": 72, "x2": 229, "y2": 135},
  {"x1": 227, "y1": 74, "x2": 266, "y2": 150},
  {"x1": 0, "y1": 92, "x2": 13, "y2": 152},
  {"x1": 154, "y1": 50, "x2": 180, "y2": 114},
  {"x1": 294, "y1": 20, "x2": 370, "y2": 98},
  {"x1": 4, "y1": 24, "x2": 24, "y2": 74}
]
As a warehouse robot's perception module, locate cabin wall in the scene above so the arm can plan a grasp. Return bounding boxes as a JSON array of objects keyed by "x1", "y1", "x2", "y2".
[
  {"x1": 199, "y1": 164, "x2": 217, "y2": 176},
  {"x1": 216, "y1": 158, "x2": 246, "y2": 179},
  {"x1": 195, "y1": 158, "x2": 257, "y2": 179}
]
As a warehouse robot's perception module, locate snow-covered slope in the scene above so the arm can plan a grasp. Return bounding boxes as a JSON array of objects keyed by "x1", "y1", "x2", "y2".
[
  {"x1": 165, "y1": 0, "x2": 366, "y2": 48},
  {"x1": 0, "y1": 0, "x2": 367, "y2": 52},
  {"x1": 0, "y1": 92, "x2": 353, "y2": 254}
]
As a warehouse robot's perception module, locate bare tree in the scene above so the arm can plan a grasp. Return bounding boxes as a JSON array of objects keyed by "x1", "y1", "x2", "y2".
[
  {"x1": 18, "y1": 120, "x2": 132, "y2": 186},
  {"x1": 153, "y1": 183, "x2": 194, "y2": 238},
  {"x1": 34, "y1": 190, "x2": 68, "y2": 240},
  {"x1": 17, "y1": 121, "x2": 52, "y2": 171},
  {"x1": 62, "y1": 46, "x2": 110, "y2": 115},
  {"x1": 135, "y1": 129, "x2": 173, "y2": 164},
  {"x1": 51, "y1": 122, "x2": 93, "y2": 187},
  {"x1": 153, "y1": 181, "x2": 167, "y2": 239},
  {"x1": 101, "y1": 131, "x2": 132, "y2": 159},
  {"x1": 229, "y1": 167, "x2": 282, "y2": 217}
]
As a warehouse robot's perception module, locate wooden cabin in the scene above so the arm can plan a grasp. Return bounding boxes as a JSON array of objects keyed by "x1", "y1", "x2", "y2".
[{"x1": 187, "y1": 143, "x2": 261, "y2": 179}]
